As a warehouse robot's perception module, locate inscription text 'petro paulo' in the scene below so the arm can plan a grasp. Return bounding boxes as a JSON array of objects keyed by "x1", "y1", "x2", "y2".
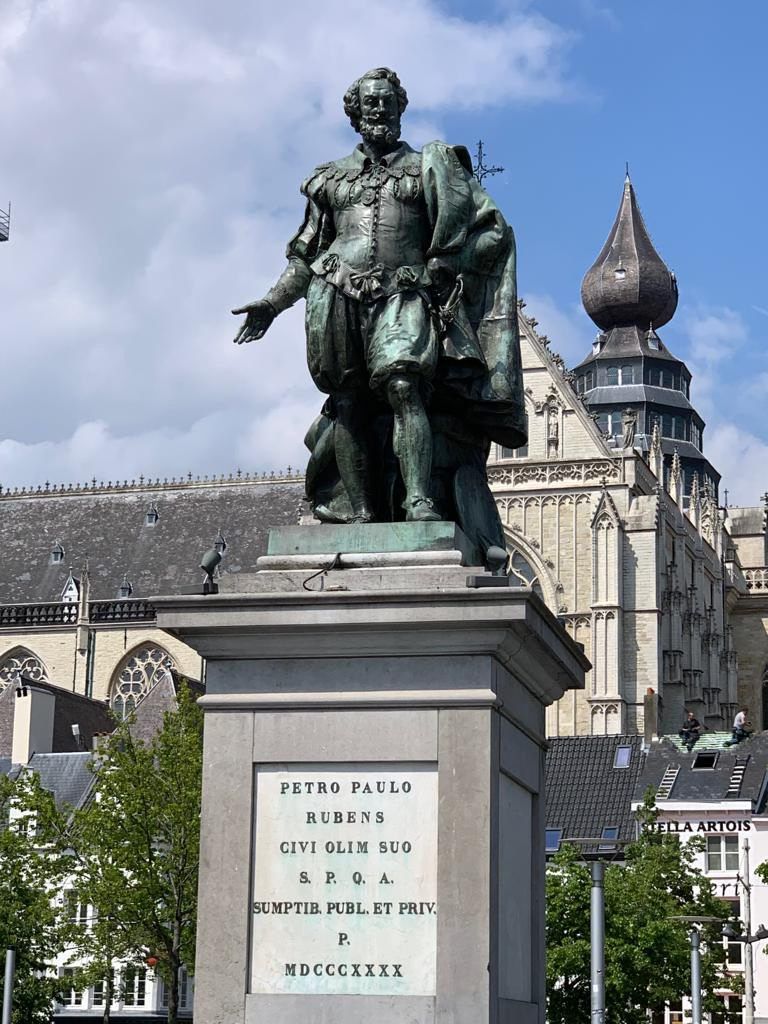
[{"x1": 250, "y1": 764, "x2": 438, "y2": 996}]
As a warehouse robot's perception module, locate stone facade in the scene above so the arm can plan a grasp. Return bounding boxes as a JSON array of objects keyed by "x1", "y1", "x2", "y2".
[
  {"x1": 489, "y1": 309, "x2": 741, "y2": 737},
  {"x1": 0, "y1": 473, "x2": 304, "y2": 718}
]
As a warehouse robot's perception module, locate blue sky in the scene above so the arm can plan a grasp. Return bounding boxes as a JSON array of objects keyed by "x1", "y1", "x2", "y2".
[{"x1": 0, "y1": 0, "x2": 765, "y2": 501}]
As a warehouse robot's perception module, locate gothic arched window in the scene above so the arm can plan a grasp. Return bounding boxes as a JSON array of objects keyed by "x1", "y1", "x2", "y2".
[
  {"x1": 111, "y1": 646, "x2": 174, "y2": 719},
  {"x1": 0, "y1": 649, "x2": 48, "y2": 691},
  {"x1": 507, "y1": 549, "x2": 544, "y2": 600}
]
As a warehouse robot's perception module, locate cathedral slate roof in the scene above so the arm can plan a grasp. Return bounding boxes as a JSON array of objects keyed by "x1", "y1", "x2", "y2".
[
  {"x1": 545, "y1": 734, "x2": 646, "y2": 855},
  {"x1": 0, "y1": 475, "x2": 305, "y2": 603}
]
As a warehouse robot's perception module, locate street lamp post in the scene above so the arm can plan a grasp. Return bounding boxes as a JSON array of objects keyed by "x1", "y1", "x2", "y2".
[
  {"x1": 562, "y1": 836, "x2": 629, "y2": 1024},
  {"x1": 1, "y1": 948, "x2": 15, "y2": 1024},
  {"x1": 668, "y1": 916, "x2": 723, "y2": 1024},
  {"x1": 591, "y1": 861, "x2": 606, "y2": 1024},
  {"x1": 690, "y1": 928, "x2": 702, "y2": 1024}
]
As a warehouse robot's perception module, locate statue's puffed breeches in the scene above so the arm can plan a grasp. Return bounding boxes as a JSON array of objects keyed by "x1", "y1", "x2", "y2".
[{"x1": 305, "y1": 276, "x2": 438, "y2": 394}]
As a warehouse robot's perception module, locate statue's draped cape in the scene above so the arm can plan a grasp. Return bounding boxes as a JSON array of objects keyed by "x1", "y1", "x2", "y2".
[{"x1": 419, "y1": 141, "x2": 526, "y2": 450}]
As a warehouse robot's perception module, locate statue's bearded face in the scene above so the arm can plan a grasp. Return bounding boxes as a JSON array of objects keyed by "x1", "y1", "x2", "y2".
[{"x1": 358, "y1": 78, "x2": 401, "y2": 147}]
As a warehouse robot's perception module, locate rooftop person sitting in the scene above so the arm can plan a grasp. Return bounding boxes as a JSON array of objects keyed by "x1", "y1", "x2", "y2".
[
  {"x1": 725, "y1": 706, "x2": 752, "y2": 747},
  {"x1": 679, "y1": 711, "x2": 703, "y2": 752}
]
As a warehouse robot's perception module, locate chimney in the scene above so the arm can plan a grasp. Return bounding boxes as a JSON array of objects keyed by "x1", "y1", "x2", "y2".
[
  {"x1": 12, "y1": 682, "x2": 56, "y2": 765},
  {"x1": 643, "y1": 687, "x2": 659, "y2": 747}
]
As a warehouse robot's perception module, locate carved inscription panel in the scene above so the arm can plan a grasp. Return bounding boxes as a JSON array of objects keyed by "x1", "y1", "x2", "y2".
[{"x1": 250, "y1": 763, "x2": 438, "y2": 996}]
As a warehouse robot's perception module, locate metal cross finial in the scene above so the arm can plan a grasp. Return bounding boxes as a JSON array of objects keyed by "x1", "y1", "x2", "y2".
[{"x1": 473, "y1": 140, "x2": 504, "y2": 185}]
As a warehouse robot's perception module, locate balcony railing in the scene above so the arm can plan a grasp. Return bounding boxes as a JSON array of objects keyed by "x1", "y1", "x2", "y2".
[
  {"x1": 744, "y1": 567, "x2": 768, "y2": 594},
  {"x1": 89, "y1": 599, "x2": 156, "y2": 622},
  {"x1": 0, "y1": 599, "x2": 157, "y2": 628},
  {"x1": 0, "y1": 602, "x2": 79, "y2": 627},
  {"x1": 0, "y1": 203, "x2": 9, "y2": 242}
]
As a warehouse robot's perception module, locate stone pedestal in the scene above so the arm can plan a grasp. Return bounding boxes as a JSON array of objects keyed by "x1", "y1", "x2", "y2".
[{"x1": 155, "y1": 544, "x2": 586, "y2": 1024}]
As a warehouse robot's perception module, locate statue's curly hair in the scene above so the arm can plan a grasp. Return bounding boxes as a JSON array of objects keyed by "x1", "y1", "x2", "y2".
[{"x1": 343, "y1": 68, "x2": 408, "y2": 132}]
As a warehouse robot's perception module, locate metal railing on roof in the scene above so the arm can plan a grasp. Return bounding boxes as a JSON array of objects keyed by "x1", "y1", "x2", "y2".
[
  {"x1": 0, "y1": 598, "x2": 157, "y2": 628},
  {"x1": 0, "y1": 602, "x2": 78, "y2": 627},
  {"x1": 89, "y1": 599, "x2": 156, "y2": 623}
]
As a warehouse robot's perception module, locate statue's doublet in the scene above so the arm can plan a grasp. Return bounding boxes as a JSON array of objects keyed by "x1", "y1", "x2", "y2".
[
  {"x1": 285, "y1": 138, "x2": 526, "y2": 449},
  {"x1": 296, "y1": 142, "x2": 432, "y2": 302}
]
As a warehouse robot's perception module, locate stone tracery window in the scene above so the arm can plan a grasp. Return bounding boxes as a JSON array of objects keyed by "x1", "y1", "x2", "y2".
[
  {"x1": 0, "y1": 650, "x2": 48, "y2": 691},
  {"x1": 111, "y1": 645, "x2": 174, "y2": 719},
  {"x1": 507, "y1": 549, "x2": 544, "y2": 600}
]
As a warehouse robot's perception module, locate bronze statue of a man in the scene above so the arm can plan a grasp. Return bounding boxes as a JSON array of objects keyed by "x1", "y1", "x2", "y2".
[{"x1": 233, "y1": 68, "x2": 526, "y2": 556}]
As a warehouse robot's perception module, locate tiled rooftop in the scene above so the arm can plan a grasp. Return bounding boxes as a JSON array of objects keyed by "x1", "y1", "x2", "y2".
[{"x1": 545, "y1": 734, "x2": 646, "y2": 855}]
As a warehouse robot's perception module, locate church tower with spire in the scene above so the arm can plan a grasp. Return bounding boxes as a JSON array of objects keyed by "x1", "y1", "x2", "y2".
[{"x1": 573, "y1": 173, "x2": 719, "y2": 501}]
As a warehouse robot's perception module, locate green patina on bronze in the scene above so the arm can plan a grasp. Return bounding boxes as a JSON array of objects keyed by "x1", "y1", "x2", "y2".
[
  {"x1": 267, "y1": 521, "x2": 479, "y2": 562},
  {"x1": 232, "y1": 68, "x2": 526, "y2": 565}
]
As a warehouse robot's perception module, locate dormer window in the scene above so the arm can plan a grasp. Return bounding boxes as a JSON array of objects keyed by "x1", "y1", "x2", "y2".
[
  {"x1": 50, "y1": 542, "x2": 65, "y2": 565},
  {"x1": 614, "y1": 265, "x2": 626, "y2": 281},
  {"x1": 61, "y1": 571, "x2": 80, "y2": 604},
  {"x1": 145, "y1": 503, "x2": 159, "y2": 526},
  {"x1": 117, "y1": 575, "x2": 133, "y2": 599}
]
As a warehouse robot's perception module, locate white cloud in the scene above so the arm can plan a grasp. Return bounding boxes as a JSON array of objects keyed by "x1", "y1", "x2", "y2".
[
  {"x1": 684, "y1": 306, "x2": 747, "y2": 367},
  {"x1": 678, "y1": 306, "x2": 768, "y2": 506},
  {"x1": 0, "y1": 0, "x2": 576, "y2": 488},
  {"x1": 522, "y1": 292, "x2": 593, "y2": 367},
  {"x1": 680, "y1": 306, "x2": 749, "y2": 421},
  {"x1": 705, "y1": 422, "x2": 768, "y2": 508}
]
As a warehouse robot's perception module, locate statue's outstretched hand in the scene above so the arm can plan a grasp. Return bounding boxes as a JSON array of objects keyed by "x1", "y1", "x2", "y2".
[{"x1": 231, "y1": 299, "x2": 276, "y2": 344}]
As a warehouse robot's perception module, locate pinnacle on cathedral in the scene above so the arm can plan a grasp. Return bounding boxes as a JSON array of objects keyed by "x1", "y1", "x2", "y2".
[{"x1": 574, "y1": 172, "x2": 720, "y2": 500}]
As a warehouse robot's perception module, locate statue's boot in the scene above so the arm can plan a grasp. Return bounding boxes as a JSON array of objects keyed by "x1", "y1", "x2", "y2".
[{"x1": 405, "y1": 496, "x2": 440, "y2": 522}]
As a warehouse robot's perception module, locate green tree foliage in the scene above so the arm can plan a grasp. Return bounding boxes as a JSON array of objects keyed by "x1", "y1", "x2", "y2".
[
  {"x1": 55, "y1": 684, "x2": 203, "y2": 1024},
  {"x1": 546, "y1": 797, "x2": 735, "y2": 1024},
  {"x1": 0, "y1": 771, "x2": 68, "y2": 1024}
]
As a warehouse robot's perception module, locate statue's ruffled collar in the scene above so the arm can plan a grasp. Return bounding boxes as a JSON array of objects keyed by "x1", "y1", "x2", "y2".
[{"x1": 352, "y1": 141, "x2": 416, "y2": 170}]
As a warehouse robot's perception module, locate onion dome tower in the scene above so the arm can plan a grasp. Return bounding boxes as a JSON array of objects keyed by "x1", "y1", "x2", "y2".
[{"x1": 573, "y1": 173, "x2": 719, "y2": 500}]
